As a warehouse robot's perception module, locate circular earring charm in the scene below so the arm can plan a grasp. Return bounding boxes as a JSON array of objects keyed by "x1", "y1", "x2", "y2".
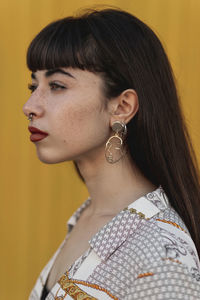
[{"x1": 111, "y1": 121, "x2": 127, "y2": 136}]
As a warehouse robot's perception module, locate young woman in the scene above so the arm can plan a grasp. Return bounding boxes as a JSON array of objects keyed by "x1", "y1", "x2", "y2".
[{"x1": 23, "y1": 8, "x2": 200, "y2": 300}]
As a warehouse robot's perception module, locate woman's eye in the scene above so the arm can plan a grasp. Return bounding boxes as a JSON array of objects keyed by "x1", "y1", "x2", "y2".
[
  {"x1": 27, "y1": 83, "x2": 66, "y2": 93},
  {"x1": 28, "y1": 83, "x2": 37, "y2": 93},
  {"x1": 49, "y1": 82, "x2": 66, "y2": 91}
]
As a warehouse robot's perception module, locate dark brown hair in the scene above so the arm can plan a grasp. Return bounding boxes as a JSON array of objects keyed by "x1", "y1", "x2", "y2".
[{"x1": 27, "y1": 8, "x2": 200, "y2": 257}]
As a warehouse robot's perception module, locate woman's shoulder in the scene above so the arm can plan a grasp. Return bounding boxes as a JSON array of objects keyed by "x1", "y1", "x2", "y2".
[
  {"x1": 89, "y1": 184, "x2": 200, "y2": 278},
  {"x1": 126, "y1": 203, "x2": 200, "y2": 281},
  {"x1": 122, "y1": 206, "x2": 200, "y2": 299},
  {"x1": 87, "y1": 188, "x2": 200, "y2": 299}
]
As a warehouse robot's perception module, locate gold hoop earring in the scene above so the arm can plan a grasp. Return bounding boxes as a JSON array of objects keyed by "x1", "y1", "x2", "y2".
[{"x1": 105, "y1": 121, "x2": 127, "y2": 164}]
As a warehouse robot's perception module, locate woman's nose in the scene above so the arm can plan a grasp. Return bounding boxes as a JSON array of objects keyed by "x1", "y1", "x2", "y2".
[{"x1": 23, "y1": 95, "x2": 45, "y2": 120}]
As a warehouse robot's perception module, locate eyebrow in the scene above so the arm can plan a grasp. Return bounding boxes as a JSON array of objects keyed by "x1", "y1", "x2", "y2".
[{"x1": 31, "y1": 68, "x2": 76, "y2": 80}]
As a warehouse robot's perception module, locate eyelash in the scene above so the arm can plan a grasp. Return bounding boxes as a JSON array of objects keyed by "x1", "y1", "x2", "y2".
[{"x1": 27, "y1": 82, "x2": 66, "y2": 93}]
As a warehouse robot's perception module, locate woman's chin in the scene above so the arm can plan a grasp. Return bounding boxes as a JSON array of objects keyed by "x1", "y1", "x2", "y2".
[
  {"x1": 36, "y1": 149, "x2": 70, "y2": 164},
  {"x1": 38, "y1": 156, "x2": 60, "y2": 164}
]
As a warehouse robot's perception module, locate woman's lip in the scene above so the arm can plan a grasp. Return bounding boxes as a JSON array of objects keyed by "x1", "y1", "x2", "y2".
[
  {"x1": 30, "y1": 133, "x2": 48, "y2": 142},
  {"x1": 28, "y1": 126, "x2": 48, "y2": 135}
]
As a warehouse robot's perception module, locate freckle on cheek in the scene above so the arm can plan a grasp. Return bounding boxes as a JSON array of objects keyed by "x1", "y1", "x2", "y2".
[{"x1": 59, "y1": 102, "x2": 98, "y2": 137}]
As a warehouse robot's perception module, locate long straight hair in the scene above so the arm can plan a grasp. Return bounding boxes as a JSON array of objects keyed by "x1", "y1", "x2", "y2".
[{"x1": 27, "y1": 8, "x2": 200, "y2": 257}]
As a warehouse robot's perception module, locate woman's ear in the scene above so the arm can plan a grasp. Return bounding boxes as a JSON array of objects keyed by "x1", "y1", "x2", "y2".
[{"x1": 108, "y1": 89, "x2": 139, "y2": 125}]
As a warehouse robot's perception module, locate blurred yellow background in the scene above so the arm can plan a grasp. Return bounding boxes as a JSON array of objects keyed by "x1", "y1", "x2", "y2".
[{"x1": 0, "y1": 0, "x2": 200, "y2": 299}]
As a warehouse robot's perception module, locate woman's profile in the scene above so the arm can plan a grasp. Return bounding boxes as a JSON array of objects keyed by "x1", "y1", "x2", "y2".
[{"x1": 23, "y1": 8, "x2": 200, "y2": 300}]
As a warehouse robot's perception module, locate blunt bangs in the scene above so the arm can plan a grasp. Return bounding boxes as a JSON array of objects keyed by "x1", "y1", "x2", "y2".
[{"x1": 27, "y1": 17, "x2": 101, "y2": 73}]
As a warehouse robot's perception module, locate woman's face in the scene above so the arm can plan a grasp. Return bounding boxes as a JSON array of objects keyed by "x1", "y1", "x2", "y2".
[{"x1": 23, "y1": 67, "x2": 111, "y2": 164}]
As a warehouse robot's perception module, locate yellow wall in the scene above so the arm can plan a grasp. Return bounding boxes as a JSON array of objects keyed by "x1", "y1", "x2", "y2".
[{"x1": 1, "y1": 0, "x2": 200, "y2": 298}]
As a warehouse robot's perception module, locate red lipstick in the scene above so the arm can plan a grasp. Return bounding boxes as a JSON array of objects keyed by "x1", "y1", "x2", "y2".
[{"x1": 28, "y1": 126, "x2": 48, "y2": 142}]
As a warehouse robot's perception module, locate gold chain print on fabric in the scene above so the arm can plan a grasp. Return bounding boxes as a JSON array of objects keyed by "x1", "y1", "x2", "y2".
[
  {"x1": 137, "y1": 272, "x2": 154, "y2": 278},
  {"x1": 124, "y1": 208, "x2": 188, "y2": 233},
  {"x1": 156, "y1": 219, "x2": 187, "y2": 233},
  {"x1": 162, "y1": 257, "x2": 182, "y2": 264},
  {"x1": 58, "y1": 272, "x2": 119, "y2": 300},
  {"x1": 123, "y1": 207, "x2": 147, "y2": 219}
]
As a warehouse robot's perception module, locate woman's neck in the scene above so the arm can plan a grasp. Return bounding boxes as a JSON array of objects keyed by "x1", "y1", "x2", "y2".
[{"x1": 76, "y1": 149, "x2": 157, "y2": 218}]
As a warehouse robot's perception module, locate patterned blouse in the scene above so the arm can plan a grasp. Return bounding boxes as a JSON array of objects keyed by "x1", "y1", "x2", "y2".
[{"x1": 29, "y1": 185, "x2": 200, "y2": 300}]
